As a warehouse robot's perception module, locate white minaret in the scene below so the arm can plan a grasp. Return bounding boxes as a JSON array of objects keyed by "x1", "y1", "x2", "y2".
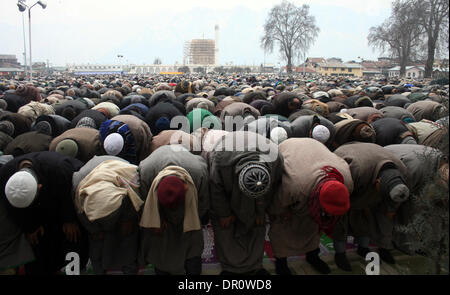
[{"x1": 215, "y1": 25, "x2": 219, "y2": 66}]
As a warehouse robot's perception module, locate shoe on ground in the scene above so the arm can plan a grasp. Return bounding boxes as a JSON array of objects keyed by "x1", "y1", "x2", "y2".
[
  {"x1": 357, "y1": 246, "x2": 371, "y2": 258},
  {"x1": 275, "y1": 259, "x2": 292, "y2": 275},
  {"x1": 335, "y1": 252, "x2": 352, "y2": 272},
  {"x1": 378, "y1": 248, "x2": 396, "y2": 264},
  {"x1": 306, "y1": 250, "x2": 331, "y2": 274}
]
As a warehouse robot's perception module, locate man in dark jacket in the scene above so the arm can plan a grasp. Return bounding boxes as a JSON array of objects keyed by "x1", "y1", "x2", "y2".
[
  {"x1": 371, "y1": 118, "x2": 417, "y2": 146},
  {"x1": 0, "y1": 151, "x2": 89, "y2": 274},
  {"x1": 333, "y1": 143, "x2": 410, "y2": 271},
  {"x1": 271, "y1": 92, "x2": 303, "y2": 118}
]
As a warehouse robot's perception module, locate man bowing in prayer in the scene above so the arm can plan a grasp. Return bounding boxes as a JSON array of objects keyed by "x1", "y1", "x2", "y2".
[
  {"x1": 208, "y1": 131, "x2": 283, "y2": 275},
  {"x1": 138, "y1": 145, "x2": 209, "y2": 275},
  {"x1": 0, "y1": 151, "x2": 89, "y2": 274},
  {"x1": 268, "y1": 138, "x2": 353, "y2": 275}
]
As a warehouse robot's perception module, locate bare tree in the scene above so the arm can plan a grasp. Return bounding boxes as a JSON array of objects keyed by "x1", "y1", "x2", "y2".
[
  {"x1": 261, "y1": 1, "x2": 319, "y2": 74},
  {"x1": 153, "y1": 58, "x2": 162, "y2": 65},
  {"x1": 442, "y1": 15, "x2": 449, "y2": 52},
  {"x1": 414, "y1": 0, "x2": 449, "y2": 78},
  {"x1": 368, "y1": 0, "x2": 424, "y2": 77}
]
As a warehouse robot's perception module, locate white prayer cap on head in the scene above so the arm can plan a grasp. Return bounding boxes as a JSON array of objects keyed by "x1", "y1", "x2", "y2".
[
  {"x1": 312, "y1": 125, "x2": 330, "y2": 143},
  {"x1": 5, "y1": 169, "x2": 38, "y2": 208},
  {"x1": 270, "y1": 127, "x2": 288, "y2": 144},
  {"x1": 104, "y1": 133, "x2": 124, "y2": 156}
]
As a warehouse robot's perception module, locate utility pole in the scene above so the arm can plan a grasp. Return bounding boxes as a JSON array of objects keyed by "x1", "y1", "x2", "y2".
[
  {"x1": 22, "y1": 12, "x2": 27, "y2": 79},
  {"x1": 28, "y1": 6, "x2": 32, "y2": 81}
]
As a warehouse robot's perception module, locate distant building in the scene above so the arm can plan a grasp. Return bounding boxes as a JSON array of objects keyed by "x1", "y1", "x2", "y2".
[
  {"x1": 67, "y1": 64, "x2": 124, "y2": 75},
  {"x1": 0, "y1": 67, "x2": 24, "y2": 78},
  {"x1": 129, "y1": 64, "x2": 181, "y2": 74},
  {"x1": 305, "y1": 57, "x2": 326, "y2": 69},
  {"x1": 327, "y1": 57, "x2": 343, "y2": 63},
  {"x1": 183, "y1": 25, "x2": 219, "y2": 66},
  {"x1": 51, "y1": 66, "x2": 68, "y2": 72},
  {"x1": 317, "y1": 62, "x2": 363, "y2": 77},
  {"x1": 283, "y1": 66, "x2": 317, "y2": 74},
  {"x1": 129, "y1": 64, "x2": 262, "y2": 74},
  {"x1": 433, "y1": 58, "x2": 449, "y2": 68},
  {"x1": 0, "y1": 54, "x2": 21, "y2": 68},
  {"x1": 433, "y1": 67, "x2": 449, "y2": 78},
  {"x1": 184, "y1": 39, "x2": 216, "y2": 65},
  {"x1": 378, "y1": 57, "x2": 396, "y2": 63},
  {"x1": 360, "y1": 59, "x2": 397, "y2": 77},
  {"x1": 31, "y1": 62, "x2": 49, "y2": 75},
  {"x1": 362, "y1": 67, "x2": 383, "y2": 77},
  {"x1": 0, "y1": 54, "x2": 24, "y2": 77},
  {"x1": 387, "y1": 66, "x2": 425, "y2": 79}
]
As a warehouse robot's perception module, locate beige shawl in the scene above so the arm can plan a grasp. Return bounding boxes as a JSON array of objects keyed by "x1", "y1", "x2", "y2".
[
  {"x1": 139, "y1": 166, "x2": 201, "y2": 233},
  {"x1": 75, "y1": 160, "x2": 144, "y2": 221},
  {"x1": 18, "y1": 101, "x2": 55, "y2": 121}
]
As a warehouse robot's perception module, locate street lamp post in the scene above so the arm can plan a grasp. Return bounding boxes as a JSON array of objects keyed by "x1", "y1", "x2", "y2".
[
  {"x1": 18, "y1": 0, "x2": 47, "y2": 82},
  {"x1": 21, "y1": 11, "x2": 27, "y2": 79}
]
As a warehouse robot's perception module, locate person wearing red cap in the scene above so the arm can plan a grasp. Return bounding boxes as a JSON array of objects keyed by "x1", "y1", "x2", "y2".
[
  {"x1": 268, "y1": 138, "x2": 353, "y2": 275},
  {"x1": 157, "y1": 176, "x2": 187, "y2": 209},
  {"x1": 138, "y1": 145, "x2": 209, "y2": 275},
  {"x1": 333, "y1": 143, "x2": 410, "y2": 272}
]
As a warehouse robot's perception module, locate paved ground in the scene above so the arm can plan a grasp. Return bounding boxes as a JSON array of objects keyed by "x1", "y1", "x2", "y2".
[
  {"x1": 0, "y1": 250, "x2": 445, "y2": 275},
  {"x1": 104, "y1": 249, "x2": 444, "y2": 275},
  {"x1": 1, "y1": 225, "x2": 447, "y2": 275},
  {"x1": 200, "y1": 249, "x2": 444, "y2": 275}
]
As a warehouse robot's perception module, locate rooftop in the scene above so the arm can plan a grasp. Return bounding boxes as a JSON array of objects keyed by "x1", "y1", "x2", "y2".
[
  {"x1": 0, "y1": 54, "x2": 17, "y2": 59},
  {"x1": 0, "y1": 67, "x2": 24, "y2": 72},
  {"x1": 318, "y1": 62, "x2": 363, "y2": 69},
  {"x1": 307, "y1": 57, "x2": 326, "y2": 63},
  {"x1": 388, "y1": 66, "x2": 425, "y2": 71}
]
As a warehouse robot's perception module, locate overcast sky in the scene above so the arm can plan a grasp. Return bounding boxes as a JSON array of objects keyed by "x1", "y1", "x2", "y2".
[{"x1": 1, "y1": 0, "x2": 393, "y2": 67}]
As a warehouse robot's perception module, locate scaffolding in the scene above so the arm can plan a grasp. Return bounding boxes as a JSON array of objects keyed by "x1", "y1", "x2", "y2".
[{"x1": 183, "y1": 39, "x2": 216, "y2": 65}]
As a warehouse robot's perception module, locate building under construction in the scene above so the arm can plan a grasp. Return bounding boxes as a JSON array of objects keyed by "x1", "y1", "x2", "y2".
[{"x1": 184, "y1": 25, "x2": 219, "y2": 66}]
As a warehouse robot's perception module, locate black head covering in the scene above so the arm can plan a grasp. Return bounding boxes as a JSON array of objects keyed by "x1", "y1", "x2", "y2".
[
  {"x1": 272, "y1": 92, "x2": 303, "y2": 118},
  {"x1": 242, "y1": 91, "x2": 267, "y2": 104},
  {"x1": 371, "y1": 118, "x2": 410, "y2": 146},
  {"x1": 145, "y1": 102, "x2": 183, "y2": 135}
]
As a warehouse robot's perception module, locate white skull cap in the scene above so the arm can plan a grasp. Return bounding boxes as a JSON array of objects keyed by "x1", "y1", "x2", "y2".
[
  {"x1": 104, "y1": 133, "x2": 124, "y2": 156},
  {"x1": 5, "y1": 169, "x2": 38, "y2": 208},
  {"x1": 312, "y1": 125, "x2": 330, "y2": 143}
]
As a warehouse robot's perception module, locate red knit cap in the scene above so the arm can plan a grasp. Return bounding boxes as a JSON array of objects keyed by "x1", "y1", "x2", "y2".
[
  {"x1": 319, "y1": 180, "x2": 350, "y2": 216},
  {"x1": 157, "y1": 176, "x2": 186, "y2": 209}
]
